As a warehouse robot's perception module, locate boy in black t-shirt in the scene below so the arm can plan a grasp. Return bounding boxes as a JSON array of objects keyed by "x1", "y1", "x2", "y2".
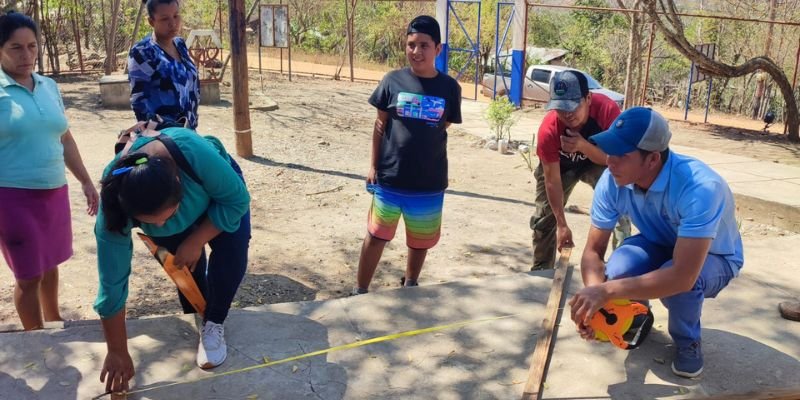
[{"x1": 352, "y1": 15, "x2": 462, "y2": 294}]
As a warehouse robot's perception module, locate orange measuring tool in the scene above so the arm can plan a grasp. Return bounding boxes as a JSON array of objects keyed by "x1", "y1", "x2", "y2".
[
  {"x1": 137, "y1": 233, "x2": 206, "y2": 316},
  {"x1": 590, "y1": 299, "x2": 653, "y2": 350}
]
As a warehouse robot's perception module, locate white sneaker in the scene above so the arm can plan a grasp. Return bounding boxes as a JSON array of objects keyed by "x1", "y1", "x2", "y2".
[{"x1": 197, "y1": 321, "x2": 227, "y2": 369}]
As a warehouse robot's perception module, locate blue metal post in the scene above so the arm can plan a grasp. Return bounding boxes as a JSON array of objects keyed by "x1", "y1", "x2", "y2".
[
  {"x1": 509, "y1": 0, "x2": 527, "y2": 107},
  {"x1": 435, "y1": 0, "x2": 449, "y2": 74}
]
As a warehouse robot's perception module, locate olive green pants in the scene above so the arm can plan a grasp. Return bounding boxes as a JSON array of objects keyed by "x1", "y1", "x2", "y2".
[{"x1": 530, "y1": 161, "x2": 631, "y2": 270}]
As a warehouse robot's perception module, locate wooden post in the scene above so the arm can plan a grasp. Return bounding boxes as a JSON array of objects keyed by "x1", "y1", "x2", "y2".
[
  {"x1": 521, "y1": 247, "x2": 573, "y2": 400},
  {"x1": 345, "y1": 0, "x2": 355, "y2": 82},
  {"x1": 228, "y1": 0, "x2": 253, "y2": 157},
  {"x1": 218, "y1": 0, "x2": 224, "y2": 61},
  {"x1": 640, "y1": 22, "x2": 655, "y2": 105},
  {"x1": 104, "y1": 0, "x2": 122, "y2": 75}
]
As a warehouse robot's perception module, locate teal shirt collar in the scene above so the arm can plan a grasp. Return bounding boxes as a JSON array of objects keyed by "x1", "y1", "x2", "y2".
[{"x1": 0, "y1": 67, "x2": 46, "y2": 89}]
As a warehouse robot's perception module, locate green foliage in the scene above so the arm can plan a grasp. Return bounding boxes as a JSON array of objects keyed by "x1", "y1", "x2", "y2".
[
  {"x1": 354, "y1": 3, "x2": 407, "y2": 66},
  {"x1": 28, "y1": 0, "x2": 800, "y2": 121},
  {"x1": 560, "y1": 0, "x2": 627, "y2": 87},
  {"x1": 484, "y1": 96, "x2": 517, "y2": 142},
  {"x1": 528, "y1": 11, "x2": 565, "y2": 48}
]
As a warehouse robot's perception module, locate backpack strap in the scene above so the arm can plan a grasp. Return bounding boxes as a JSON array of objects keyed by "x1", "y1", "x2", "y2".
[{"x1": 155, "y1": 134, "x2": 203, "y2": 185}]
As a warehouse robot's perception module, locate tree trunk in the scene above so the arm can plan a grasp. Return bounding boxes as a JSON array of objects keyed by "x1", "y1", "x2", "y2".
[
  {"x1": 616, "y1": 0, "x2": 642, "y2": 109},
  {"x1": 104, "y1": 0, "x2": 122, "y2": 74},
  {"x1": 752, "y1": 0, "x2": 777, "y2": 120},
  {"x1": 32, "y1": 0, "x2": 44, "y2": 73},
  {"x1": 644, "y1": 0, "x2": 799, "y2": 142},
  {"x1": 70, "y1": 0, "x2": 85, "y2": 73},
  {"x1": 130, "y1": 2, "x2": 146, "y2": 50}
]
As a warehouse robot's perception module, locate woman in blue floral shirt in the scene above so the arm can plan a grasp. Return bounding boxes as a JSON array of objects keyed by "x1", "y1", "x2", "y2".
[{"x1": 128, "y1": 0, "x2": 199, "y2": 129}]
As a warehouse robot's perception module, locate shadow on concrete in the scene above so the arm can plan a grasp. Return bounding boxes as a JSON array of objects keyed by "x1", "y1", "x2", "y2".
[
  {"x1": 0, "y1": 366, "x2": 81, "y2": 400},
  {"x1": 128, "y1": 310, "x2": 348, "y2": 399},
  {"x1": 0, "y1": 310, "x2": 348, "y2": 399},
  {"x1": 461, "y1": 242, "x2": 533, "y2": 273},
  {"x1": 321, "y1": 272, "x2": 556, "y2": 398},
  {"x1": 0, "y1": 315, "x2": 200, "y2": 399},
  {"x1": 607, "y1": 329, "x2": 800, "y2": 399}
]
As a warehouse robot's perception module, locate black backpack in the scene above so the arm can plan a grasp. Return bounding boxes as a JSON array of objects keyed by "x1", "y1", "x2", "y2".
[{"x1": 114, "y1": 119, "x2": 203, "y2": 185}]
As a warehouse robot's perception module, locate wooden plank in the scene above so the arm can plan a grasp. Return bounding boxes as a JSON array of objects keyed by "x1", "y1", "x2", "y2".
[
  {"x1": 521, "y1": 247, "x2": 573, "y2": 400},
  {"x1": 702, "y1": 387, "x2": 800, "y2": 400}
]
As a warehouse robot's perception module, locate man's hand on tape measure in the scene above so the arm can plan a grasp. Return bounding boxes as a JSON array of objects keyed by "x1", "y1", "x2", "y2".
[{"x1": 569, "y1": 284, "x2": 610, "y2": 330}]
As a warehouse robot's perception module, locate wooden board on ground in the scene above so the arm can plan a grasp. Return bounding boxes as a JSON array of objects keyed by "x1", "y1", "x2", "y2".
[{"x1": 521, "y1": 247, "x2": 573, "y2": 400}]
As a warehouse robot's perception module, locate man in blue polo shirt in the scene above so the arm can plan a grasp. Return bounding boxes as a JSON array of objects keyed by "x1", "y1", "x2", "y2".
[{"x1": 568, "y1": 107, "x2": 743, "y2": 378}]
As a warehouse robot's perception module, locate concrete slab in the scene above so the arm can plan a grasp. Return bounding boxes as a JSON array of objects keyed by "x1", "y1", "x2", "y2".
[
  {"x1": 714, "y1": 162, "x2": 800, "y2": 180},
  {"x1": 705, "y1": 168, "x2": 768, "y2": 184},
  {"x1": 543, "y1": 234, "x2": 800, "y2": 400},
  {"x1": 2, "y1": 230, "x2": 798, "y2": 400},
  {"x1": 0, "y1": 273, "x2": 557, "y2": 400},
  {"x1": 730, "y1": 180, "x2": 800, "y2": 207},
  {"x1": 670, "y1": 145, "x2": 756, "y2": 165}
]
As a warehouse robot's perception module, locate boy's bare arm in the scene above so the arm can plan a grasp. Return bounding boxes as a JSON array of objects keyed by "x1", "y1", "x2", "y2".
[{"x1": 368, "y1": 110, "x2": 390, "y2": 183}]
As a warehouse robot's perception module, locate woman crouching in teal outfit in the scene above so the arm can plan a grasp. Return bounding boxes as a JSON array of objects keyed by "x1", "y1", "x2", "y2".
[{"x1": 94, "y1": 124, "x2": 250, "y2": 394}]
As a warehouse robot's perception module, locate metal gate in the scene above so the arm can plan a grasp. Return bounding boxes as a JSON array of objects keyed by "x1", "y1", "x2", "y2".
[
  {"x1": 491, "y1": 2, "x2": 515, "y2": 100},
  {"x1": 446, "y1": 0, "x2": 481, "y2": 99}
]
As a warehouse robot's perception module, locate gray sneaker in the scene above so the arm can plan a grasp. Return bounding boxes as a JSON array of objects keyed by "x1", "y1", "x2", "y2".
[{"x1": 197, "y1": 321, "x2": 227, "y2": 369}]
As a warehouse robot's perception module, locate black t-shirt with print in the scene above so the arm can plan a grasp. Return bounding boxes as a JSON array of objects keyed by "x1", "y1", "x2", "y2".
[{"x1": 368, "y1": 67, "x2": 462, "y2": 191}]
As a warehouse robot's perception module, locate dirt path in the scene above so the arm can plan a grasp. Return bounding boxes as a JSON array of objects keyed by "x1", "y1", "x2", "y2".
[{"x1": 0, "y1": 72, "x2": 796, "y2": 325}]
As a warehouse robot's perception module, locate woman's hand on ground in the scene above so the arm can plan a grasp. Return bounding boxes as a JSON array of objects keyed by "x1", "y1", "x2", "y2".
[{"x1": 100, "y1": 350, "x2": 134, "y2": 394}]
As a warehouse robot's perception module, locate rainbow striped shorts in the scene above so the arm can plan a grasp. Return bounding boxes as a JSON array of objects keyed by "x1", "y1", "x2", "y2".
[{"x1": 366, "y1": 183, "x2": 445, "y2": 249}]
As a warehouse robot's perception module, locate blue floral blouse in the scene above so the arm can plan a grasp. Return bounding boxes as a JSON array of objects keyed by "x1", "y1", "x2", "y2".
[{"x1": 128, "y1": 34, "x2": 200, "y2": 129}]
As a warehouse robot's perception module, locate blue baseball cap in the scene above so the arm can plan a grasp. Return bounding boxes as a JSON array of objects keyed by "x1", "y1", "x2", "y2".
[
  {"x1": 545, "y1": 70, "x2": 589, "y2": 112},
  {"x1": 591, "y1": 107, "x2": 672, "y2": 156}
]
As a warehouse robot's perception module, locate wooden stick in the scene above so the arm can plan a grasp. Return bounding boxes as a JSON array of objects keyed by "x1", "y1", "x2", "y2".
[
  {"x1": 521, "y1": 247, "x2": 573, "y2": 400},
  {"x1": 137, "y1": 233, "x2": 206, "y2": 316},
  {"x1": 305, "y1": 185, "x2": 344, "y2": 196}
]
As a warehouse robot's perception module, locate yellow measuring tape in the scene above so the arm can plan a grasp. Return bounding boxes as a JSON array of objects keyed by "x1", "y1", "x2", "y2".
[{"x1": 96, "y1": 313, "x2": 518, "y2": 398}]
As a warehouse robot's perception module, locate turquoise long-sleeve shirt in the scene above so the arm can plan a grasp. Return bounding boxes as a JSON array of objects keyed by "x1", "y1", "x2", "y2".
[{"x1": 93, "y1": 127, "x2": 249, "y2": 319}]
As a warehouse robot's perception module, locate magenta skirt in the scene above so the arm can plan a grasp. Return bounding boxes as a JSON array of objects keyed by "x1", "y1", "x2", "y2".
[{"x1": 0, "y1": 185, "x2": 73, "y2": 280}]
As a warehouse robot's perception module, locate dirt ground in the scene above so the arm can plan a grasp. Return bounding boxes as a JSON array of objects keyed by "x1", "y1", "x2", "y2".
[{"x1": 0, "y1": 72, "x2": 797, "y2": 326}]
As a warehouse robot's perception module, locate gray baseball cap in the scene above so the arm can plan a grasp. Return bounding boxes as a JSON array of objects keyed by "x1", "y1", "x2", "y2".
[{"x1": 545, "y1": 70, "x2": 590, "y2": 112}]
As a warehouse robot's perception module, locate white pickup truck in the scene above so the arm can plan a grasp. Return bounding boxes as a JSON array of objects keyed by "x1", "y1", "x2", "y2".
[{"x1": 481, "y1": 64, "x2": 625, "y2": 108}]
